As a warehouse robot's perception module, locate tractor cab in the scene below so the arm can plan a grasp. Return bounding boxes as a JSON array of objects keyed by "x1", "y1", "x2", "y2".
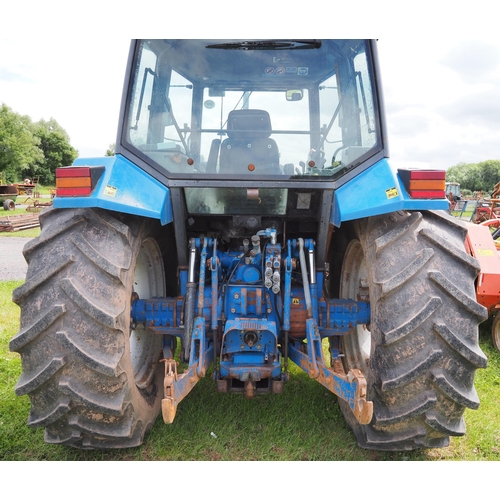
[{"x1": 118, "y1": 39, "x2": 384, "y2": 185}]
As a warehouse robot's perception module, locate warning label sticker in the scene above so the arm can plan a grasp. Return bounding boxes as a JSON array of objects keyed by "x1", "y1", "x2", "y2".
[
  {"x1": 265, "y1": 66, "x2": 308, "y2": 76},
  {"x1": 104, "y1": 185, "x2": 117, "y2": 197},
  {"x1": 386, "y1": 187, "x2": 399, "y2": 199}
]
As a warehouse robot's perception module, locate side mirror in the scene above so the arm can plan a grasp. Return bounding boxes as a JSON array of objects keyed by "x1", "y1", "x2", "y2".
[{"x1": 286, "y1": 90, "x2": 303, "y2": 101}]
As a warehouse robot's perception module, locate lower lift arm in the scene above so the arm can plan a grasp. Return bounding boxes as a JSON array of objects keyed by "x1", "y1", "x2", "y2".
[{"x1": 286, "y1": 238, "x2": 373, "y2": 425}]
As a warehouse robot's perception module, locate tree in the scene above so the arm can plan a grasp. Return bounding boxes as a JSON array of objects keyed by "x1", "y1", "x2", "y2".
[
  {"x1": 32, "y1": 118, "x2": 78, "y2": 184},
  {"x1": 476, "y1": 160, "x2": 500, "y2": 194},
  {"x1": 447, "y1": 162, "x2": 479, "y2": 191},
  {"x1": 0, "y1": 103, "x2": 43, "y2": 183},
  {"x1": 446, "y1": 160, "x2": 500, "y2": 194},
  {"x1": 0, "y1": 107, "x2": 78, "y2": 185},
  {"x1": 105, "y1": 143, "x2": 115, "y2": 156}
]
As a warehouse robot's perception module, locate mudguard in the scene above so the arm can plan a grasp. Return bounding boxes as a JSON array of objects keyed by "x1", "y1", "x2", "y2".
[
  {"x1": 53, "y1": 154, "x2": 173, "y2": 225},
  {"x1": 331, "y1": 158, "x2": 449, "y2": 227}
]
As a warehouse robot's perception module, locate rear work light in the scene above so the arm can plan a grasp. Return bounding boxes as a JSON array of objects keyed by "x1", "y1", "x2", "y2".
[
  {"x1": 398, "y1": 169, "x2": 446, "y2": 199},
  {"x1": 55, "y1": 166, "x2": 105, "y2": 197}
]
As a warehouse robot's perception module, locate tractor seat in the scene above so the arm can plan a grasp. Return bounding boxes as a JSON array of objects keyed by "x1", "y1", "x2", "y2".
[{"x1": 219, "y1": 109, "x2": 280, "y2": 174}]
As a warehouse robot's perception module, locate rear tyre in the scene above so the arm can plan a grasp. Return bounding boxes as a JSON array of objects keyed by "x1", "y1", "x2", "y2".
[
  {"x1": 336, "y1": 210, "x2": 488, "y2": 451},
  {"x1": 10, "y1": 207, "x2": 167, "y2": 449}
]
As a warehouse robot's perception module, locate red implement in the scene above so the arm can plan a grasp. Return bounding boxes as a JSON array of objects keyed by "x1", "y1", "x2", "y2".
[{"x1": 465, "y1": 223, "x2": 500, "y2": 350}]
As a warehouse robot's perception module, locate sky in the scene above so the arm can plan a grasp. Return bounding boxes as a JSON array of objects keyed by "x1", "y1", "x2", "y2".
[{"x1": 1, "y1": 1, "x2": 500, "y2": 172}]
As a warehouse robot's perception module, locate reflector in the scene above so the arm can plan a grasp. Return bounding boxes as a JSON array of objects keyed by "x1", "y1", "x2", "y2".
[
  {"x1": 398, "y1": 169, "x2": 446, "y2": 199},
  {"x1": 55, "y1": 166, "x2": 104, "y2": 197}
]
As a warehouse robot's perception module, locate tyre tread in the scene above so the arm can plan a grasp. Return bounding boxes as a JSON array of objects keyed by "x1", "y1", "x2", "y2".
[
  {"x1": 380, "y1": 349, "x2": 442, "y2": 391},
  {"x1": 59, "y1": 278, "x2": 121, "y2": 329},
  {"x1": 15, "y1": 356, "x2": 67, "y2": 396},
  {"x1": 28, "y1": 398, "x2": 72, "y2": 428},
  {"x1": 378, "y1": 248, "x2": 434, "y2": 295},
  {"x1": 56, "y1": 330, "x2": 122, "y2": 377},
  {"x1": 374, "y1": 211, "x2": 422, "y2": 255},
  {"x1": 429, "y1": 271, "x2": 487, "y2": 319},
  {"x1": 430, "y1": 369, "x2": 480, "y2": 409},
  {"x1": 433, "y1": 322, "x2": 488, "y2": 368},
  {"x1": 13, "y1": 257, "x2": 74, "y2": 304},
  {"x1": 374, "y1": 391, "x2": 437, "y2": 424},
  {"x1": 9, "y1": 305, "x2": 66, "y2": 352},
  {"x1": 71, "y1": 233, "x2": 127, "y2": 281},
  {"x1": 59, "y1": 378, "x2": 127, "y2": 415},
  {"x1": 338, "y1": 210, "x2": 487, "y2": 451},
  {"x1": 11, "y1": 208, "x2": 163, "y2": 449},
  {"x1": 425, "y1": 410, "x2": 466, "y2": 436},
  {"x1": 382, "y1": 296, "x2": 441, "y2": 345}
]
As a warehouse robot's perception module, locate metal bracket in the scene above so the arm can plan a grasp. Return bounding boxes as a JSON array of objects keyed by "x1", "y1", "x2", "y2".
[
  {"x1": 288, "y1": 318, "x2": 373, "y2": 425},
  {"x1": 161, "y1": 359, "x2": 179, "y2": 424},
  {"x1": 161, "y1": 317, "x2": 214, "y2": 424}
]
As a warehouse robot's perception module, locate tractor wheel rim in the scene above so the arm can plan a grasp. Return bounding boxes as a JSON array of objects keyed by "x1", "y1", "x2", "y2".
[
  {"x1": 340, "y1": 240, "x2": 371, "y2": 372},
  {"x1": 130, "y1": 237, "x2": 165, "y2": 389}
]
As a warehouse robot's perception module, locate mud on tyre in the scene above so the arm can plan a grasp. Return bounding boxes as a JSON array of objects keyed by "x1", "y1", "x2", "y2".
[
  {"x1": 10, "y1": 207, "x2": 175, "y2": 449},
  {"x1": 333, "y1": 210, "x2": 488, "y2": 451}
]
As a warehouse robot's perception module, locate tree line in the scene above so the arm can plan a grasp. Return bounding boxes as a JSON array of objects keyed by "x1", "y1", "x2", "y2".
[
  {"x1": 446, "y1": 160, "x2": 500, "y2": 196},
  {"x1": 0, "y1": 103, "x2": 78, "y2": 185}
]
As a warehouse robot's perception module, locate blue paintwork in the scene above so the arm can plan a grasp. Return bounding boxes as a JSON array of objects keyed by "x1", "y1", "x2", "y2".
[
  {"x1": 131, "y1": 297, "x2": 185, "y2": 329},
  {"x1": 179, "y1": 269, "x2": 188, "y2": 296},
  {"x1": 190, "y1": 317, "x2": 213, "y2": 377},
  {"x1": 331, "y1": 158, "x2": 449, "y2": 227},
  {"x1": 53, "y1": 154, "x2": 173, "y2": 225},
  {"x1": 132, "y1": 291, "x2": 370, "y2": 336},
  {"x1": 130, "y1": 236, "x2": 373, "y2": 413},
  {"x1": 54, "y1": 154, "x2": 447, "y2": 231},
  {"x1": 219, "y1": 318, "x2": 281, "y2": 380},
  {"x1": 319, "y1": 299, "x2": 370, "y2": 335}
]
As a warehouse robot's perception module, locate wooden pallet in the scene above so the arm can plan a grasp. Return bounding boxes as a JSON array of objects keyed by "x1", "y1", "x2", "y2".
[{"x1": 0, "y1": 213, "x2": 40, "y2": 232}]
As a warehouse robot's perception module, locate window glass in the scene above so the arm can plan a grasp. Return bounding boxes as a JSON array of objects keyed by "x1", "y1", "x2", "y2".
[
  {"x1": 124, "y1": 40, "x2": 382, "y2": 181},
  {"x1": 128, "y1": 44, "x2": 157, "y2": 148},
  {"x1": 185, "y1": 187, "x2": 288, "y2": 215}
]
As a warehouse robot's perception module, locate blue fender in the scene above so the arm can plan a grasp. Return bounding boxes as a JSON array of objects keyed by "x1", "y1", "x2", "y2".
[
  {"x1": 53, "y1": 155, "x2": 173, "y2": 225},
  {"x1": 331, "y1": 158, "x2": 449, "y2": 227}
]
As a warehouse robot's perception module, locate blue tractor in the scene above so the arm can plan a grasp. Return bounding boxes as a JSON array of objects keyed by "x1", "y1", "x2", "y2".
[{"x1": 11, "y1": 39, "x2": 488, "y2": 450}]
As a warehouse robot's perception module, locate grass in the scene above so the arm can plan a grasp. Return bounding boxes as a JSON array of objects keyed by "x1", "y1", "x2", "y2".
[
  {"x1": 451, "y1": 210, "x2": 474, "y2": 221},
  {"x1": 1, "y1": 279, "x2": 500, "y2": 462},
  {"x1": 0, "y1": 228, "x2": 41, "y2": 239}
]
